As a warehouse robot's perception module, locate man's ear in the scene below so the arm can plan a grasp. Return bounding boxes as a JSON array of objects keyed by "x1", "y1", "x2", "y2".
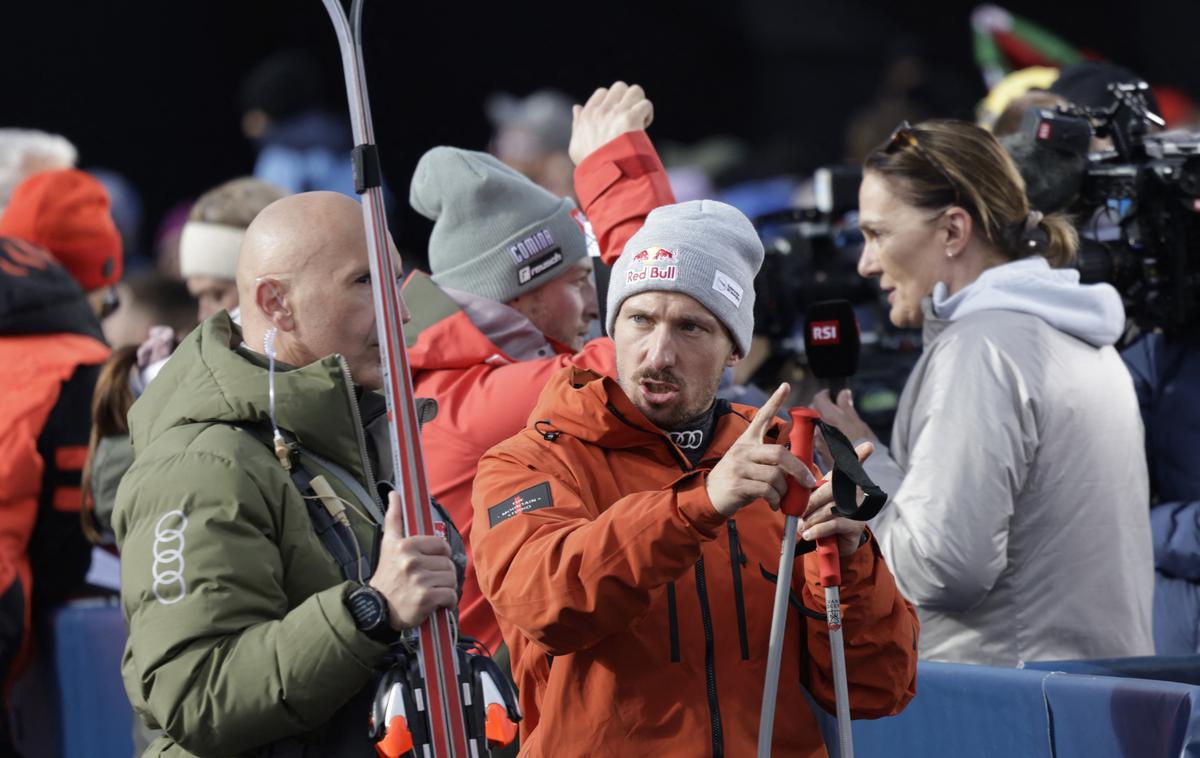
[
  {"x1": 255, "y1": 278, "x2": 295, "y2": 332},
  {"x1": 942, "y1": 206, "x2": 973, "y2": 259},
  {"x1": 726, "y1": 345, "x2": 741, "y2": 369}
]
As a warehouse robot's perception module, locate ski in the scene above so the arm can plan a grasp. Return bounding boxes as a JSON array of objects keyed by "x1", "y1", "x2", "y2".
[{"x1": 320, "y1": 1, "x2": 472, "y2": 755}]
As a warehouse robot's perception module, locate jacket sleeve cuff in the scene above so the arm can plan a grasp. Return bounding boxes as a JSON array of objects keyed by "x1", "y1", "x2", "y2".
[
  {"x1": 574, "y1": 131, "x2": 663, "y2": 210},
  {"x1": 312, "y1": 581, "x2": 391, "y2": 669},
  {"x1": 838, "y1": 529, "x2": 881, "y2": 588},
  {"x1": 676, "y1": 472, "x2": 728, "y2": 539}
]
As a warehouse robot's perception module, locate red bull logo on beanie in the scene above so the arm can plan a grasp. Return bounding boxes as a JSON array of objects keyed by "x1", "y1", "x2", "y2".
[{"x1": 627, "y1": 246, "x2": 678, "y2": 284}]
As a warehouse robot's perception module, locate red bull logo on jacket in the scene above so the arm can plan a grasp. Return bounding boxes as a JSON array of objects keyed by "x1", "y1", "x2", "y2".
[{"x1": 627, "y1": 246, "x2": 678, "y2": 283}]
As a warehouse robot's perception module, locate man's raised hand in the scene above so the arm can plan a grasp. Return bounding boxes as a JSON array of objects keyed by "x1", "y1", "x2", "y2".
[{"x1": 568, "y1": 81, "x2": 654, "y2": 166}]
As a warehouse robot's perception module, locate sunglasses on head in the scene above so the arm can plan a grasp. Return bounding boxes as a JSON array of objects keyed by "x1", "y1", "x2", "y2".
[{"x1": 885, "y1": 121, "x2": 962, "y2": 206}]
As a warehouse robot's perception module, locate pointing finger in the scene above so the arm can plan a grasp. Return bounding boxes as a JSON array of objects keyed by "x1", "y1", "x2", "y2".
[{"x1": 741, "y1": 383, "x2": 789, "y2": 441}]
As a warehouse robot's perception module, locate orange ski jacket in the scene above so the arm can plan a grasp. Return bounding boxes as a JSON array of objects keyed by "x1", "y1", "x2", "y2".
[{"x1": 472, "y1": 367, "x2": 918, "y2": 757}]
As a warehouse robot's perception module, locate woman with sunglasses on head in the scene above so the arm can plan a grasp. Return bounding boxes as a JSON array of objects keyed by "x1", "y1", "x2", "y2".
[{"x1": 815, "y1": 120, "x2": 1155, "y2": 666}]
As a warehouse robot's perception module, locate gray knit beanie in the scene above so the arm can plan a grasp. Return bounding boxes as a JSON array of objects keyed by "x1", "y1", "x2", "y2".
[
  {"x1": 410, "y1": 146, "x2": 588, "y2": 303},
  {"x1": 607, "y1": 200, "x2": 763, "y2": 356}
]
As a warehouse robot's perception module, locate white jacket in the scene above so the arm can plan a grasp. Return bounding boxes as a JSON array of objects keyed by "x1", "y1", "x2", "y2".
[{"x1": 865, "y1": 257, "x2": 1155, "y2": 666}]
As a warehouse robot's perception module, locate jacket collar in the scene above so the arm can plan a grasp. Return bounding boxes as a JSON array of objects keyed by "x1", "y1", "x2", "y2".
[
  {"x1": 532, "y1": 367, "x2": 783, "y2": 468},
  {"x1": 404, "y1": 270, "x2": 569, "y2": 371},
  {"x1": 130, "y1": 312, "x2": 375, "y2": 483}
]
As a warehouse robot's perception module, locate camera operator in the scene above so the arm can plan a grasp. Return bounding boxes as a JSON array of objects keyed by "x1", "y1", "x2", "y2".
[{"x1": 814, "y1": 119, "x2": 1155, "y2": 666}]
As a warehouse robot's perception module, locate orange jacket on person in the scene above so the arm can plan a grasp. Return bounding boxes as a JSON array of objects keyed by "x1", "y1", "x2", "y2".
[
  {"x1": 0, "y1": 238, "x2": 107, "y2": 687},
  {"x1": 404, "y1": 131, "x2": 675, "y2": 652},
  {"x1": 472, "y1": 367, "x2": 919, "y2": 757}
]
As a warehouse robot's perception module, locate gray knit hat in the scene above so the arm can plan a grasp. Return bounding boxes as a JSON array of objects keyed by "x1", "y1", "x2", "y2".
[
  {"x1": 607, "y1": 200, "x2": 763, "y2": 356},
  {"x1": 410, "y1": 146, "x2": 588, "y2": 303}
]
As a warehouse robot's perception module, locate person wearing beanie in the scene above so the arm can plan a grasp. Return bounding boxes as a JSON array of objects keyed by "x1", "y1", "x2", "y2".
[
  {"x1": 470, "y1": 198, "x2": 918, "y2": 755},
  {"x1": 0, "y1": 167, "x2": 123, "y2": 318},
  {"x1": 401, "y1": 82, "x2": 674, "y2": 658},
  {"x1": 0, "y1": 229, "x2": 110, "y2": 753},
  {"x1": 180, "y1": 176, "x2": 287, "y2": 321}
]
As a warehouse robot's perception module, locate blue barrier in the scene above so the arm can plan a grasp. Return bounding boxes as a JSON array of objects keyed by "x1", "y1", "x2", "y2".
[
  {"x1": 815, "y1": 662, "x2": 1054, "y2": 758},
  {"x1": 813, "y1": 660, "x2": 1200, "y2": 758},
  {"x1": 1024, "y1": 655, "x2": 1200, "y2": 687},
  {"x1": 1043, "y1": 673, "x2": 1200, "y2": 758},
  {"x1": 43, "y1": 603, "x2": 1200, "y2": 758},
  {"x1": 53, "y1": 600, "x2": 133, "y2": 758}
]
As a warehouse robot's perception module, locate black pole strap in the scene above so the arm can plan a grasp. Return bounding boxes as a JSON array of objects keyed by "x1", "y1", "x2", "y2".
[
  {"x1": 792, "y1": 420, "x2": 888, "y2": 556},
  {"x1": 818, "y1": 420, "x2": 887, "y2": 522}
]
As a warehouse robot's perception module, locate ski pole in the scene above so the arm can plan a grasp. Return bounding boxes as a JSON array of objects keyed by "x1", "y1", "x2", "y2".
[
  {"x1": 320, "y1": 1, "x2": 472, "y2": 754},
  {"x1": 758, "y1": 407, "x2": 818, "y2": 757},
  {"x1": 815, "y1": 516, "x2": 854, "y2": 758},
  {"x1": 758, "y1": 408, "x2": 854, "y2": 758}
]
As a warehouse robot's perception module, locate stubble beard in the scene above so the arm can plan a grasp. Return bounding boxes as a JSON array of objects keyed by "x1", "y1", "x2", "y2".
[{"x1": 618, "y1": 365, "x2": 723, "y2": 430}]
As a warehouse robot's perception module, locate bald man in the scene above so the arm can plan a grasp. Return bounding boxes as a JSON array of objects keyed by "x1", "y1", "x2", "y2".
[{"x1": 113, "y1": 192, "x2": 457, "y2": 757}]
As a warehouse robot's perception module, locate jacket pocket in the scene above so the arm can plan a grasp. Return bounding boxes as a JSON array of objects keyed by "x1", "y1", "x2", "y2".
[{"x1": 728, "y1": 520, "x2": 750, "y2": 660}]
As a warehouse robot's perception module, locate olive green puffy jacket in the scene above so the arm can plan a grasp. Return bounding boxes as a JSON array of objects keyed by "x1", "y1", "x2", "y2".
[{"x1": 114, "y1": 313, "x2": 392, "y2": 757}]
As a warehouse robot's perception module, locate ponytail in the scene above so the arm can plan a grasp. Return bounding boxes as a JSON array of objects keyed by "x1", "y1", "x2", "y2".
[{"x1": 1039, "y1": 212, "x2": 1079, "y2": 268}]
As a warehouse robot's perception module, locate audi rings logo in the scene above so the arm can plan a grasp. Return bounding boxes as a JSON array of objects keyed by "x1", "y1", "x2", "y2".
[
  {"x1": 670, "y1": 430, "x2": 704, "y2": 450},
  {"x1": 152, "y1": 510, "x2": 189, "y2": 605}
]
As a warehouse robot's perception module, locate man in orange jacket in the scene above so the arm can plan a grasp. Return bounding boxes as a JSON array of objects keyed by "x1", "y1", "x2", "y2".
[
  {"x1": 472, "y1": 199, "x2": 918, "y2": 756},
  {"x1": 403, "y1": 83, "x2": 674, "y2": 653}
]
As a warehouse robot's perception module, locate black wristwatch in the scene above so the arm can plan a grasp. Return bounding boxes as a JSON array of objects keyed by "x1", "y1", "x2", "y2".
[{"x1": 345, "y1": 584, "x2": 396, "y2": 643}]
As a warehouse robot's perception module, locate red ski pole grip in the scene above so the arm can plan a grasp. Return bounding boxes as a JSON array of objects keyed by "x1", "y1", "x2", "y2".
[
  {"x1": 781, "y1": 408, "x2": 821, "y2": 518},
  {"x1": 816, "y1": 536, "x2": 841, "y2": 587}
]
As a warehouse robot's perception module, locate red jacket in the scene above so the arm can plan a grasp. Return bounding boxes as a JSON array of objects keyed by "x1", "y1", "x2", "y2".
[
  {"x1": 0, "y1": 238, "x2": 107, "y2": 682},
  {"x1": 404, "y1": 131, "x2": 675, "y2": 650},
  {"x1": 472, "y1": 367, "x2": 918, "y2": 757}
]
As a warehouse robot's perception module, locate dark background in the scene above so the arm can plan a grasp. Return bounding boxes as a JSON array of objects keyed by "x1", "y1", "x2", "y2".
[{"x1": 2, "y1": 0, "x2": 1197, "y2": 260}]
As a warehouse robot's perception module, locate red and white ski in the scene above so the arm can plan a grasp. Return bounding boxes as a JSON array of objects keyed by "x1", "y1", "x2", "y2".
[{"x1": 320, "y1": 1, "x2": 472, "y2": 755}]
